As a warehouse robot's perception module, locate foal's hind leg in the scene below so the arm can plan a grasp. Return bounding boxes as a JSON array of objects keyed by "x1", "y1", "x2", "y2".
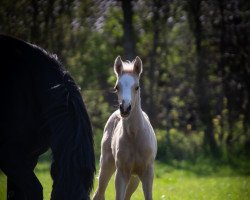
[{"x1": 124, "y1": 175, "x2": 140, "y2": 200}]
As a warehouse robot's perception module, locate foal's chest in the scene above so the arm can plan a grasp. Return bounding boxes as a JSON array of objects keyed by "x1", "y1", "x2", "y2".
[{"x1": 112, "y1": 129, "x2": 155, "y2": 174}]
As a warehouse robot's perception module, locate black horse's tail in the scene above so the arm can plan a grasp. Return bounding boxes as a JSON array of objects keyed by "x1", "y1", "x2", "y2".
[
  {"x1": 0, "y1": 34, "x2": 95, "y2": 199},
  {"x1": 46, "y1": 73, "x2": 95, "y2": 200}
]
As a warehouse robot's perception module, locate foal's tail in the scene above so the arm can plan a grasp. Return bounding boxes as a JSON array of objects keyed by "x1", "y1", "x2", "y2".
[{"x1": 48, "y1": 74, "x2": 95, "y2": 200}]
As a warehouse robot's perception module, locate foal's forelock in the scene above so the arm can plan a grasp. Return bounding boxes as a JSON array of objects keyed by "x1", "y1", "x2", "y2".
[{"x1": 120, "y1": 61, "x2": 134, "y2": 73}]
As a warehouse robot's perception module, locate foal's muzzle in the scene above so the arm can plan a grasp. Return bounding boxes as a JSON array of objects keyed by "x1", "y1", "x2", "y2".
[{"x1": 119, "y1": 102, "x2": 131, "y2": 118}]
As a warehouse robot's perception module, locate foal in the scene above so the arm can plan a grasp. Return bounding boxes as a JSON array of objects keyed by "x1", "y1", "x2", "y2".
[{"x1": 93, "y1": 56, "x2": 157, "y2": 200}]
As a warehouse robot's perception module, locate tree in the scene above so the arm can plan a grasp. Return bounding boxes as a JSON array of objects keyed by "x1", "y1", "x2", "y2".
[
  {"x1": 121, "y1": 0, "x2": 136, "y2": 60},
  {"x1": 186, "y1": 0, "x2": 220, "y2": 157}
]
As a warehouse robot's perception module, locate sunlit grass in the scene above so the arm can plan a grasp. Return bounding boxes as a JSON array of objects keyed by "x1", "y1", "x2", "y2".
[
  {"x1": 0, "y1": 156, "x2": 249, "y2": 200},
  {"x1": 35, "y1": 162, "x2": 53, "y2": 200},
  {"x1": 0, "y1": 171, "x2": 7, "y2": 200},
  {"x1": 35, "y1": 160, "x2": 250, "y2": 200}
]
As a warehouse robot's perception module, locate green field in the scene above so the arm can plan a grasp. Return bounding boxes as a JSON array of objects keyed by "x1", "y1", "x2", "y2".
[
  {"x1": 1, "y1": 155, "x2": 249, "y2": 200},
  {"x1": 0, "y1": 153, "x2": 250, "y2": 200},
  {"x1": 0, "y1": 171, "x2": 7, "y2": 200},
  {"x1": 36, "y1": 161, "x2": 250, "y2": 200}
]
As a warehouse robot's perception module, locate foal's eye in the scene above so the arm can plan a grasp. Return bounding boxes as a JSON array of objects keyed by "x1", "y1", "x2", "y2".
[{"x1": 135, "y1": 86, "x2": 139, "y2": 91}]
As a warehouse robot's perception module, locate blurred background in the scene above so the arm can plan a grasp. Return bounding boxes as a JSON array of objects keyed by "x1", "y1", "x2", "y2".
[
  {"x1": 0, "y1": 0, "x2": 250, "y2": 199},
  {"x1": 0, "y1": 0, "x2": 250, "y2": 200}
]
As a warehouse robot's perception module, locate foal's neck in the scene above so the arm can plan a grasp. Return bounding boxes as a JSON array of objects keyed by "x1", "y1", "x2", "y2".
[{"x1": 122, "y1": 94, "x2": 144, "y2": 134}]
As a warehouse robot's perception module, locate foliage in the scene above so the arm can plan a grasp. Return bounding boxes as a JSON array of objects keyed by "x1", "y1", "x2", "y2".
[
  {"x1": 0, "y1": 0, "x2": 249, "y2": 161},
  {"x1": 157, "y1": 129, "x2": 203, "y2": 161}
]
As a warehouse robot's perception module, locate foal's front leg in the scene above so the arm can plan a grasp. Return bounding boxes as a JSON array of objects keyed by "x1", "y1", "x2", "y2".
[
  {"x1": 92, "y1": 154, "x2": 115, "y2": 200},
  {"x1": 115, "y1": 168, "x2": 130, "y2": 200},
  {"x1": 140, "y1": 164, "x2": 154, "y2": 200}
]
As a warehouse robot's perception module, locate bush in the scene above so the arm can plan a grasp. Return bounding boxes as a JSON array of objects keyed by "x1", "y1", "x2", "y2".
[{"x1": 156, "y1": 128, "x2": 203, "y2": 162}]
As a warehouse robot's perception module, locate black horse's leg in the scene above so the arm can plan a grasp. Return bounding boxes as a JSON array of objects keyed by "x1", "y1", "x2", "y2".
[
  {"x1": 50, "y1": 160, "x2": 58, "y2": 199},
  {"x1": 7, "y1": 178, "x2": 25, "y2": 200},
  {"x1": 7, "y1": 156, "x2": 39, "y2": 200},
  {"x1": 0, "y1": 148, "x2": 42, "y2": 200}
]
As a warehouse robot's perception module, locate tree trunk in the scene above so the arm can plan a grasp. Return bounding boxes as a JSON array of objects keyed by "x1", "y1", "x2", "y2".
[
  {"x1": 31, "y1": 0, "x2": 39, "y2": 43},
  {"x1": 121, "y1": 0, "x2": 136, "y2": 61},
  {"x1": 44, "y1": 0, "x2": 55, "y2": 49},
  {"x1": 147, "y1": 0, "x2": 161, "y2": 127},
  {"x1": 187, "y1": 0, "x2": 220, "y2": 157}
]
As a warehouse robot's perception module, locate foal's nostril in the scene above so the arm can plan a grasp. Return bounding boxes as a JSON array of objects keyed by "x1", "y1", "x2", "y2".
[
  {"x1": 127, "y1": 105, "x2": 131, "y2": 112},
  {"x1": 119, "y1": 103, "x2": 123, "y2": 112},
  {"x1": 119, "y1": 102, "x2": 131, "y2": 116}
]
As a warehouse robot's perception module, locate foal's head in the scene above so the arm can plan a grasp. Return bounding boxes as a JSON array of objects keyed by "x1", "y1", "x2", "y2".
[{"x1": 113, "y1": 56, "x2": 143, "y2": 118}]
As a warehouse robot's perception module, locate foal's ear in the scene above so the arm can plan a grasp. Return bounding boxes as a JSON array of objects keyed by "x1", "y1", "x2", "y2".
[
  {"x1": 133, "y1": 56, "x2": 143, "y2": 76},
  {"x1": 114, "y1": 56, "x2": 123, "y2": 76}
]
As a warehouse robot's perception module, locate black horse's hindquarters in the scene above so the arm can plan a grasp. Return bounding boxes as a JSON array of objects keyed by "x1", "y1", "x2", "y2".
[{"x1": 0, "y1": 35, "x2": 95, "y2": 200}]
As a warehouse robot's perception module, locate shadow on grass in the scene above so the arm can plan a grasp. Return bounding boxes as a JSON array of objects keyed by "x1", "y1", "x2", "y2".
[
  {"x1": 35, "y1": 150, "x2": 52, "y2": 173},
  {"x1": 38, "y1": 149, "x2": 52, "y2": 163}
]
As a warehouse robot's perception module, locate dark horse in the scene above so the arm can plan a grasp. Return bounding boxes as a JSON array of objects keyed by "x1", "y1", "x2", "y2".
[{"x1": 0, "y1": 35, "x2": 95, "y2": 200}]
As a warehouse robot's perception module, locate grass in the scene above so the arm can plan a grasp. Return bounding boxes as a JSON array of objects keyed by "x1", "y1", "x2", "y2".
[
  {"x1": 0, "y1": 171, "x2": 7, "y2": 200},
  {"x1": 34, "y1": 159, "x2": 250, "y2": 200},
  {"x1": 1, "y1": 152, "x2": 249, "y2": 200},
  {"x1": 91, "y1": 164, "x2": 250, "y2": 200}
]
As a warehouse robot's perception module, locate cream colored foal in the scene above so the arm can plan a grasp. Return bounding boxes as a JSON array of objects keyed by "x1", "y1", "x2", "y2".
[{"x1": 93, "y1": 56, "x2": 157, "y2": 200}]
